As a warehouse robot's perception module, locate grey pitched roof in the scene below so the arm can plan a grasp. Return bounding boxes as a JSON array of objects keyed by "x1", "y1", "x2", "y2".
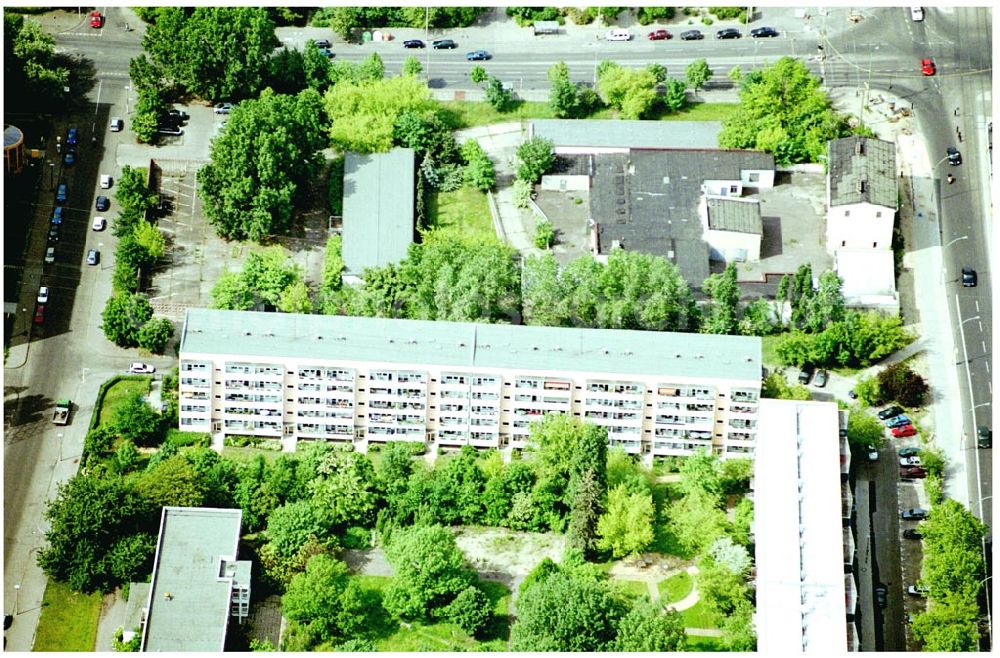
[
  {"x1": 591, "y1": 149, "x2": 774, "y2": 287},
  {"x1": 180, "y1": 309, "x2": 763, "y2": 382},
  {"x1": 342, "y1": 148, "x2": 416, "y2": 274},
  {"x1": 531, "y1": 119, "x2": 723, "y2": 149},
  {"x1": 707, "y1": 197, "x2": 763, "y2": 234},
  {"x1": 142, "y1": 508, "x2": 246, "y2": 652},
  {"x1": 828, "y1": 137, "x2": 897, "y2": 208}
]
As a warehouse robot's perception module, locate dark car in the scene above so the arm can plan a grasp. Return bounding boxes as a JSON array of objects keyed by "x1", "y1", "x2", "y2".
[
  {"x1": 878, "y1": 406, "x2": 905, "y2": 420},
  {"x1": 750, "y1": 26, "x2": 779, "y2": 38},
  {"x1": 313, "y1": 39, "x2": 331, "y2": 48},
  {"x1": 47, "y1": 224, "x2": 60, "y2": 243},
  {"x1": 979, "y1": 426, "x2": 992, "y2": 448},
  {"x1": 66, "y1": 127, "x2": 78, "y2": 145},
  {"x1": 403, "y1": 39, "x2": 425, "y2": 48},
  {"x1": 161, "y1": 109, "x2": 189, "y2": 125},
  {"x1": 63, "y1": 148, "x2": 76, "y2": 166},
  {"x1": 947, "y1": 147, "x2": 962, "y2": 165},
  {"x1": 900, "y1": 466, "x2": 927, "y2": 478},
  {"x1": 95, "y1": 195, "x2": 110, "y2": 211},
  {"x1": 157, "y1": 125, "x2": 184, "y2": 136},
  {"x1": 962, "y1": 267, "x2": 977, "y2": 287},
  {"x1": 874, "y1": 583, "x2": 888, "y2": 608},
  {"x1": 318, "y1": 48, "x2": 335, "y2": 58},
  {"x1": 466, "y1": 50, "x2": 491, "y2": 61},
  {"x1": 901, "y1": 508, "x2": 928, "y2": 521},
  {"x1": 50, "y1": 207, "x2": 63, "y2": 225},
  {"x1": 432, "y1": 39, "x2": 457, "y2": 49},
  {"x1": 797, "y1": 364, "x2": 814, "y2": 385},
  {"x1": 680, "y1": 30, "x2": 703, "y2": 40},
  {"x1": 902, "y1": 528, "x2": 922, "y2": 540},
  {"x1": 87, "y1": 249, "x2": 100, "y2": 266},
  {"x1": 716, "y1": 28, "x2": 741, "y2": 39},
  {"x1": 898, "y1": 446, "x2": 921, "y2": 457},
  {"x1": 813, "y1": 369, "x2": 828, "y2": 387},
  {"x1": 886, "y1": 414, "x2": 912, "y2": 428},
  {"x1": 648, "y1": 29, "x2": 671, "y2": 40}
]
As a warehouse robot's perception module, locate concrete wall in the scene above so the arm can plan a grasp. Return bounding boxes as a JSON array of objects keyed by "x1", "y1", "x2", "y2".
[
  {"x1": 826, "y1": 202, "x2": 894, "y2": 251},
  {"x1": 540, "y1": 174, "x2": 590, "y2": 191},
  {"x1": 706, "y1": 229, "x2": 762, "y2": 263}
]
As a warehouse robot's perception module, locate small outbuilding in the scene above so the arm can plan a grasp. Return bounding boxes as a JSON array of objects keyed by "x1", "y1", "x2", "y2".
[{"x1": 532, "y1": 20, "x2": 560, "y2": 35}]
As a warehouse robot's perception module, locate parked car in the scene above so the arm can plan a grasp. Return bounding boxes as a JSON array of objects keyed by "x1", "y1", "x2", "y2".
[
  {"x1": 92, "y1": 216, "x2": 106, "y2": 231},
  {"x1": 680, "y1": 29, "x2": 704, "y2": 40},
  {"x1": 962, "y1": 267, "x2": 977, "y2": 287},
  {"x1": 605, "y1": 28, "x2": 632, "y2": 41},
  {"x1": 318, "y1": 48, "x2": 335, "y2": 58},
  {"x1": 44, "y1": 247, "x2": 55, "y2": 264},
  {"x1": 901, "y1": 508, "x2": 928, "y2": 520},
  {"x1": 33, "y1": 304, "x2": 45, "y2": 325},
  {"x1": 95, "y1": 196, "x2": 110, "y2": 211},
  {"x1": 37, "y1": 286, "x2": 49, "y2": 304},
  {"x1": 110, "y1": 117, "x2": 124, "y2": 132},
  {"x1": 432, "y1": 39, "x2": 457, "y2": 49},
  {"x1": 899, "y1": 455, "x2": 922, "y2": 467},
  {"x1": 47, "y1": 224, "x2": 60, "y2": 243},
  {"x1": 978, "y1": 426, "x2": 992, "y2": 448},
  {"x1": 161, "y1": 109, "x2": 189, "y2": 125},
  {"x1": 313, "y1": 39, "x2": 331, "y2": 48},
  {"x1": 89, "y1": 10, "x2": 103, "y2": 28},
  {"x1": 100, "y1": 174, "x2": 112, "y2": 189},
  {"x1": 910, "y1": 6, "x2": 925, "y2": 21},
  {"x1": 716, "y1": 28, "x2": 741, "y2": 39},
  {"x1": 129, "y1": 362, "x2": 156, "y2": 374},
  {"x1": 798, "y1": 364, "x2": 814, "y2": 384},
  {"x1": 921, "y1": 58, "x2": 936, "y2": 76},
  {"x1": 750, "y1": 26, "x2": 779, "y2": 38},
  {"x1": 898, "y1": 446, "x2": 921, "y2": 457},
  {"x1": 907, "y1": 584, "x2": 929, "y2": 597},
  {"x1": 50, "y1": 207, "x2": 62, "y2": 225},
  {"x1": 878, "y1": 406, "x2": 905, "y2": 420},
  {"x1": 903, "y1": 528, "x2": 922, "y2": 540},
  {"x1": 157, "y1": 126, "x2": 183, "y2": 136},
  {"x1": 892, "y1": 425, "x2": 918, "y2": 438},
  {"x1": 947, "y1": 147, "x2": 962, "y2": 165},
  {"x1": 466, "y1": 50, "x2": 491, "y2": 61},
  {"x1": 55, "y1": 183, "x2": 68, "y2": 203},
  {"x1": 63, "y1": 148, "x2": 76, "y2": 166},
  {"x1": 86, "y1": 249, "x2": 100, "y2": 266},
  {"x1": 848, "y1": 389, "x2": 859, "y2": 399},
  {"x1": 900, "y1": 466, "x2": 927, "y2": 478},
  {"x1": 403, "y1": 39, "x2": 425, "y2": 48},
  {"x1": 867, "y1": 448, "x2": 879, "y2": 462},
  {"x1": 66, "y1": 127, "x2": 78, "y2": 145},
  {"x1": 874, "y1": 583, "x2": 888, "y2": 608},
  {"x1": 214, "y1": 102, "x2": 235, "y2": 114},
  {"x1": 647, "y1": 29, "x2": 671, "y2": 40},
  {"x1": 813, "y1": 369, "x2": 829, "y2": 387},
  {"x1": 886, "y1": 414, "x2": 912, "y2": 428}
]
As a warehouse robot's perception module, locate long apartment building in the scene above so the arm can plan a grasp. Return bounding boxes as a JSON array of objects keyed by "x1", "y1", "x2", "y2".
[{"x1": 178, "y1": 309, "x2": 762, "y2": 458}]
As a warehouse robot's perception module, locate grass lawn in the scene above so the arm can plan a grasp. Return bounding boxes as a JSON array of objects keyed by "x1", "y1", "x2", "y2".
[
  {"x1": 438, "y1": 100, "x2": 740, "y2": 130},
  {"x1": 760, "y1": 334, "x2": 781, "y2": 369},
  {"x1": 678, "y1": 598, "x2": 719, "y2": 630},
  {"x1": 427, "y1": 188, "x2": 495, "y2": 241},
  {"x1": 611, "y1": 579, "x2": 649, "y2": 600},
  {"x1": 658, "y1": 571, "x2": 694, "y2": 604},
  {"x1": 220, "y1": 446, "x2": 285, "y2": 465},
  {"x1": 98, "y1": 378, "x2": 151, "y2": 426},
  {"x1": 33, "y1": 579, "x2": 102, "y2": 652},
  {"x1": 685, "y1": 634, "x2": 725, "y2": 650}
]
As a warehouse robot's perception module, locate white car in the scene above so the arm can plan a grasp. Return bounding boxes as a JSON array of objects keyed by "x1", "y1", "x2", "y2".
[
  {"x1": 37, "y1": 286, "x2": 49, "y2": 304},
  {"x1": 44, "y1": 247, "x2": 56, "y2": 264},
  {"x1": 214, "y1": 102, "x2": 234, "y2": 114},
  {"x1": 606, "y1": 28, "x2": 632, "y2": 41},
  {"x1": 100, "y1": 174, "x2": 112, "y2": 189},
  {"x1": 92, "y1": 216, "x2": 106, "y2": 231},
  {"x1": 129, "y1": 362, "x2": 156, "y2": 374}
]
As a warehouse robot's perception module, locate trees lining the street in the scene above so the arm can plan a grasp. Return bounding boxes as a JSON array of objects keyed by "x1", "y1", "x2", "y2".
[
  {"x1": 325, "y1": 75, "x2": 437, "y2": 153},
  {"x1": 4, "y1": 14, "x2": 70, "y2": 114}
]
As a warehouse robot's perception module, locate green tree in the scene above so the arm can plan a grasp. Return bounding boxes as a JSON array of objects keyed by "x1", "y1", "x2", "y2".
[
  {"x1": 515, "y1": 137, "x2": 555, "y2": 184},
  {"x1": 568, "y1": 469, "x2": 604, "y2": 558},
  {"x1": 805, "y1": 269, "x2": 846, "y2": 332},
  {"x1": 132, "y1": 222, "x2": 165, "y2": 262},
  {"x1": 445, "y1": 585, "x2": 492, "y2": 636},
  {"x1": 278, "y1": 280, "x2": 313, "y2": 314},
  {"x1": 469, "y1": 65, "x2": 488, "y2": 84},
  {"x1": 137, "y1": 317, "x2": 174, "y2": 354},
  {"x1": 739, "y1": 298, "x2": 777, "y2": 336},
  {"x1": 300, "y1": 42, "x2": 330, "y2": 92},
  {"x1": 484, "y1": 76, "x2": 513, "y2": 112},
  {"x1": 281, "y1": 554, "x2": 359, "y2": 643},
  {"x1": 325, "y1": 75, "x2": 436, "y2": 153},
  {"x1": 596, "y1": 62, "x2": 660, "y2": 119},
  {"x1": 597, "y1": 485, "x2": 654, "y2": 557},
  {"x1": 877, "y1": 362, "x2": 929, "y2": 408},
  {"x1": 685, "y1": 58, "x2": 712, "y2": 96},
  {"x1": 308, "y1": 452, "x2": 379, "y2": 529},
  {"x1": 534, "y1": 218, "x2": 555, "y2": 249},
  {"x1": 136, "y1": 453, "x2": 208, "y2": 507},
  {"x1": 846, "y1": 407, "x2": 885, "y2": 451},
  {"x1": 720, "y1": 598, "x2": 757, "y2": 650},
  {"x1": 401, "y1": 55, "x2": 422, "y2": 77},
  {"x1": 613, "y1": 597, "x2": 686, "y2": 651},
  {"x1": 677, "y1": 450, "x2": 724, "y2": 500},
  {"x1": 761, "y1": 372, "x2": 811, "y2": 400},
  {"x1": 115, "y1": 165, "x2": 158, "y2": 212},
  {"x1": 37, "y1": 474, "x2": 155, "y2": 593},
  {"x1": 910, "y1": 594, "x2": 980, "y2": 651},
  {"x1": 265, "y1": 500, "x2": 329, "y2": 559},
  {"x1": 702, "y1": 263, "x2": 740, "y2": 335},
  {"x1": 101, "y1": 292, "x2": 153, "y2": 347},
  {"x1": 853, "y1": 374, "x2": 882, "y2": 407},
  {"x1": 660, "y1": 78, "x2": 688, "y2": 113},
  {"x1": 667, "y1": 488, "x2": 728, "y2": 556},
  {"x1": 548, "y1": 61, "x2": 579, "y2": 118},
  {"x1": 212, "y1": 247, "x2": 303, "y2": 310},
  {"x1": 198, "y1": 88, "x2": 327, "y2": 241},
  {"x1": 326, "y1": 6, "x2": 360, "y2": 40},
  {"x1": 113, "y1": 392, "x2": 162, "y2": 446},
  {"x1": 510, "y1": 569, "x2": 624, "y2": 651},
  {"x1": 383, "y1": 525, "x2": 476, "y2": 620},
  {"x1": 921, "y1": 500, "x2": 988, "y2": 602},
  {"x1": 4, "y1": 14, "x2": 70, "y2": 112}
]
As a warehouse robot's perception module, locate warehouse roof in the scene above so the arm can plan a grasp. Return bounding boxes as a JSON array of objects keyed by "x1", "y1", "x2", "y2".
[
  {"x1": 828, "y1": 136, "x2": 897, "y2": 208},
  {"x1": 707, "y1": 197, "x2": 763, "y2": 234},
  {"x1": 180, "y1": 309, "x2": 762, "y2": 382},
  {"x1": 342, "y1": 148, "x2": 416, "y2": 274}
]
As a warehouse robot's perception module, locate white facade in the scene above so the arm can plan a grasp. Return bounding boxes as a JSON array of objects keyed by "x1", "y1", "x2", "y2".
[
  {"x1": 704, "y1": 227, "x2": 762, "y2": 263},
  {"x1": 835, "y1": 248, "x2": 900, "y2": 313},
  {"x1": 826, "y1": 200, "x2": 894, "y2": 252}
]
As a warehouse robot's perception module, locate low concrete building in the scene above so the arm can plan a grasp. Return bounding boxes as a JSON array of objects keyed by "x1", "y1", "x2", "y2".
[
  {"x1": 834, "y1": 248, "x2": 899, "y2": 312},
  {"x1": 140, "y1": 508, "x2": 251, "y2": 652},
  {"x1": 703, "y1": 196, "x2": 763, "y2": 263},
  {"x1": 341, "y1": 148, "x2": 416, "y2": 279},
  {"x1": 826, "y1": 136, "x2": 897, "y2": 252},
  {"x1": 529, "y1": 119, "x2": 723, "y2": 154}
]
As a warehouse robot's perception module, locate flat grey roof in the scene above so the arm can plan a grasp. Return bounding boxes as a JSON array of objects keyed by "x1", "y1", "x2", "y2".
[
  {"x1": 531, "y1": 119, "x2": 723, "y2": 150},
  {"x1": 707, "y1": 197, "x2": 763, "y2": 234},
  {"x1": 142, "y1": 508, "x2": 244, "y2": 652},
  {"x1": 181, "y1": 309, "x2": 762, "y2": 382},
  {"x1": 592, "y1": 149, "x2": 774, "y2": 287},
  {"x1": 342, "y1": 148, "x2": 416, "y2": 274},
  {"x1": 828, "y1": 137, "x2": 897, "y2": 208}
]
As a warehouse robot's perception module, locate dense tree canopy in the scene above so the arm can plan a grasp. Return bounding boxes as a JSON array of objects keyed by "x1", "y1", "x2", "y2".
[
  {"x1": 211, "y1": 247, "x2": 305, "y2": 310},
  {"x1": 382, "y1": 525, "x2": 477, "y2": 620},
  {"x1": 613, "y1": 597, "x2": 686, "y2": 651},
  {"x1": 198, "y1": 88, "x2": 327, "y2": 241},
  {"x1": 325, "y1": 75, "x2": 436, "y2": 153},
  {"x1": 596, "y1": 61, "x2": 661, "y2": 120},
  {"x1": 719, "y1": 57, "x2": 852, "y2": 164},
  {"x1": 4, "y1": 14, "x2": 69, "y2": 113},
  {"x1": 597, "y1": 484, "x2": 655, "y2": 557}
]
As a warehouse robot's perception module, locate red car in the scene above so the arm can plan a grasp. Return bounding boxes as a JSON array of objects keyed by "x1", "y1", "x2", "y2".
[
  {"x1": 33, "y1": 304, "x2": 45, "y2": 325},
  {"x1": 921, "y1": 58, "x2": 936, "y2": 76},
  {"x1": 89, "y1": 11, "x2": 103, "y2": 28},
  {"x1": 892, "y1": 424, "x2": 917, "y2": 438},
  {"x1": 648, "y1": 29, "x2": 672, "y2": 40},
  {"x1": 900, "y1": 466, "x2": 927, "y2": 478}
]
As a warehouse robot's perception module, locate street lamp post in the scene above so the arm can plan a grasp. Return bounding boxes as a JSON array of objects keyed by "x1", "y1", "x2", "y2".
[{"x1": 13, "y1": 585, "x2": 20, "y2": 616}]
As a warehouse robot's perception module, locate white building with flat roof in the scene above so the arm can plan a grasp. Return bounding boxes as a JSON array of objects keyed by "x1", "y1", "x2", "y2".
[
  {"x1": 178, "y1": 309, "x2": 762, "y2": 458},
  {"x1": 754, "y1": 399, "x2": 856, "y2": 652}
]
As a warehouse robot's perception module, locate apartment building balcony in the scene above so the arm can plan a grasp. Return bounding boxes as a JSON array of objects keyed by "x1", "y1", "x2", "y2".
[
  {"x1": 226, "y1": 380, "x2": 282, "y2": 392},
  {"x1": 728, "y1": 418, "x2": 757, "y2": 430},
  {"x1": 729, "y1": 405, "x2": 757, "y2": 414},
  {"x1": 731, "y1": 390, "x2": 759, "y2": 403},
  {"x1": 180, "y1": 377, "x2": 211, "y2": 389},
  {"x1": 609, "y1": 437, "x2": 642, "y2": 454},
  {"x1": 470, "y1": 391, "x2": 500, "y2": 401},
  {"x1": 225, "y1": 363, "x2": 284, "y2": 377},
  {"x1": 224, "y1": 419, "x2": 281, "y2": 434},
  {"x1": 728, "y1": 431, "x2": 754, "y2": 442},
  {"x1": 470, "y1": 417, "x2": 497, "y2": 427},
  {"x1": 584, "y1": 398, "x2": 643, "y2": 410},
  {"x1": 227, "y1": 393, "x2": 282, "y2": 404},
  {"x1": 586, "y1": 382, "x2": 643, "y2": 396},
  {"x1": 367, "y1": 426, "x2": 424, "y2": 440},
  {"x1": 585, "y1": 410, "x2": 641, "y2": 422}
]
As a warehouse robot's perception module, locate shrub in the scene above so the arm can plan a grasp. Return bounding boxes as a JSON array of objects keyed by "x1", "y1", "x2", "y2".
[
  {"x1": 445, "y1": 585, "x2": 492, "y2": 636},
  {"x1": 342, "y1": 526, "x2": 372, "y2": 549},
  {"x1": 534, "y1": 218, "x2": 555, "y2": 249},
  {"x1": 877, "y1": 362, "x2": 929, "y2": 408},
  {"x1": 924, "y1": 474, "x2": 944, "y2": 505},
  {"x1": 165, "y1": 430, "x2": 211, "y2": 448},
  {"x1": 512, "y1": 179, "x2": 533, "y2": 209},
  {"x1": 701, "y1": 17, "x2": 714, "y2": 25}
]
